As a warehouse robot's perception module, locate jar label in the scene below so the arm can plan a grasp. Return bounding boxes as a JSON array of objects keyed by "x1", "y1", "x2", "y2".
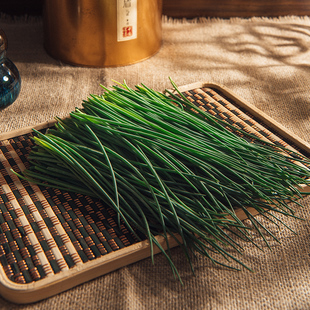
[{"x1": 117, "y1": 0, "x2": 138, "y2": 42}]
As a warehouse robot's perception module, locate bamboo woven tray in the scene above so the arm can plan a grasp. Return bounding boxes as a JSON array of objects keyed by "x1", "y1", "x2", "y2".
[{"x1": 1, "y1": 82, "x2": 310, "y2": 304}]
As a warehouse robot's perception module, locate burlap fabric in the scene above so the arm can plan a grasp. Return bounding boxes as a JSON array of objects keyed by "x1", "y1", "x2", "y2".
[{"x1": 1, "y1": 14, "x2": 310, "y2": 310}]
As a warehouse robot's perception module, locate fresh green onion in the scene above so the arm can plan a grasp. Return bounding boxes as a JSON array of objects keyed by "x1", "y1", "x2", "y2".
[{"x1": 12, "y1": 79, "x2": 310, "y2": 282}]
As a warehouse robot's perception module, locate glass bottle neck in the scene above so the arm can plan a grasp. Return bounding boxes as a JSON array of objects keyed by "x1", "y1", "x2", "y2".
[
  {"x1": 0, "y1": 50, "x2": 6, "y2": 63},
  {"x1": 0, "y1": 29, "x2": 8, "y2": 61}
]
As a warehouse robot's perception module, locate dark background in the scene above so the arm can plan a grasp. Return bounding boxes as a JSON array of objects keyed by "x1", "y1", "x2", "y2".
[{"x1": 1, "y1": 0, "x2": 310, "y2": 19}]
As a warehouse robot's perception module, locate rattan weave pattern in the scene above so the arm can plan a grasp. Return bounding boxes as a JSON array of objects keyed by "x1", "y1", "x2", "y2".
[
  {"x1": 188, "y1": 88, "x2": 298, "y2": 151},
  {"x1": 0, "y1": 133, "x2": 142, "y2": 285},
  {"x1": 0, "y1": 86, "x2": 305, "y2": 288}
]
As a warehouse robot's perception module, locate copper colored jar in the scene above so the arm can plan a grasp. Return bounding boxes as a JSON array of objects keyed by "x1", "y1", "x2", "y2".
[{"x1": 43, "y1": 0, "x2": 163, "y2": 67}]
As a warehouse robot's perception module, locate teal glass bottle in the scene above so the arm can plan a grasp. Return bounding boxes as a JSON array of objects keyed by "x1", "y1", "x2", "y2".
[{"x1": 0, "y1": 29, "x2": 21, "y2": 109}]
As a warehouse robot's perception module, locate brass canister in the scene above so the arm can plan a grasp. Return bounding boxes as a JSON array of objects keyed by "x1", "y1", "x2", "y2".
[{"x1": 43, "y1": 0, "x2": 163, "y2": 67}]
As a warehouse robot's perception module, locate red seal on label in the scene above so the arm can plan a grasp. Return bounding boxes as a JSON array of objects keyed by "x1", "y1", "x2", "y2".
[{"x1": 122, "y1": 26, "x2": 133, "y2": 37}]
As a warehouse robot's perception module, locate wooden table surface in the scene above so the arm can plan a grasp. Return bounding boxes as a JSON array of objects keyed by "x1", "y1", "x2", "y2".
[{"x1": 163, "y1": 0, "x2": 310, "y2": 18}]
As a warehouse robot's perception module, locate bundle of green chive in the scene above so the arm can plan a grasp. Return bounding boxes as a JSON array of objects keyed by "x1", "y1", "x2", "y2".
[{"x1": 15, "y1": 79, "x2": 310, "y2": 282}]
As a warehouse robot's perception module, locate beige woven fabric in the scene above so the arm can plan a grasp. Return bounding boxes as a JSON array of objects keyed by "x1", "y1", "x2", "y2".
[{"x1": 1, "y1": 15, "x2": 310, "y2": 310}]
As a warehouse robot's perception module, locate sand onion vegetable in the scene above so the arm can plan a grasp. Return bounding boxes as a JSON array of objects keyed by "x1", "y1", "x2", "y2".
[{"x1": 14, "y1": 79, "x2": 310, "y2": 282}]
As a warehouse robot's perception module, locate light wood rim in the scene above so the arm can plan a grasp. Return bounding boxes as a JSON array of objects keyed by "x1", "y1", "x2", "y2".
[{"x1": 1, "y1": 81, "x2": 310, "y2": 304}]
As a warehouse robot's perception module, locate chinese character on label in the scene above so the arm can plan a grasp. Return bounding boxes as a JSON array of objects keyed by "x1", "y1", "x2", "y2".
[
  {"x1": 117, "y1": 0, "x2": 137, "y2": 42},
  {"x1": 123, "y1": 0, "x2": 131, "y2": 8},
  {"x1": 123, "y1": 26, "x2": 133, "y2": 38}
]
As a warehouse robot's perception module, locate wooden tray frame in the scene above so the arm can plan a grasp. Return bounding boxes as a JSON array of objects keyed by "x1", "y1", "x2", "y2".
[{"x1": 1, "y1": 82, "x2": 310, "y2": 304}]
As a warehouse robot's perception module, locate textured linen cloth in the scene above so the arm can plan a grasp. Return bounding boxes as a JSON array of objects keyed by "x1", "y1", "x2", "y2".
[{"x1": 1, "y1": 14, "x2": 310, "y2": 310}]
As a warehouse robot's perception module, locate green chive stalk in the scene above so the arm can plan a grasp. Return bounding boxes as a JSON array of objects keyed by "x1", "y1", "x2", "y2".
[{"x1": 13, "y1": 79, "x2": 310, "y2": 281}]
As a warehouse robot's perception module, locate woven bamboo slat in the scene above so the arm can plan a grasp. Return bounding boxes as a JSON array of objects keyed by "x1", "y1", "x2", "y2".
[{"x1": 1, "y1": 82, "x2": 310, "y2": 304}]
